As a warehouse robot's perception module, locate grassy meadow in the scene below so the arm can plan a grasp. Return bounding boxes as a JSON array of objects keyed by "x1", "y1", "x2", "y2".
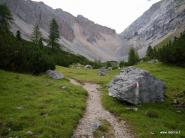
[
  {"x1": 0, "y1": 63, "x2": 185, "y2": 138},
  {"x1": 0, "y1": 70, "x2": 87, "y2": 138},
  {"x1": 57, "y1": 63, "x2": 185, "y2": 138}
]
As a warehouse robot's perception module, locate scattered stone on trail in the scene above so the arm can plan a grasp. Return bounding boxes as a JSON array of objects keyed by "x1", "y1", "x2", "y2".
[
  {"x1": 98, "y1": 67, "x2": 107, "y2": 76},
  {"x1": 108, "y1": 66, "x2": 165, "y2": 105},
  {"x1": 85, "y1": 65, "x2": 93, "y2": 69},
  {"x1": 91, "y1": 120, "x2": 101, "y2": 132},
  {"x1": 46, "y1": 70, "x2": 64, "y2": 80}
]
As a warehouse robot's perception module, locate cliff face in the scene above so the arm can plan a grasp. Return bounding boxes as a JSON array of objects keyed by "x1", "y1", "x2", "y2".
[
  {"x1": 1, "y1": 0, "x2": 125, "y2": 61},
  {"x1": 120, "y1": 0, "x2": 185, "y2": 57}
]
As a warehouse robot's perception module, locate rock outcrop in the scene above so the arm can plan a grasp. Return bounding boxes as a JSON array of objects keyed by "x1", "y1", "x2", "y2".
[
  {"x1": 120, "y1": 0, "x2": 185, "y2": 58},
  {"x1": 47, "y1": 70, "x2": 64, "y2": 80},
  {"x1": 108, "y1": 67, "x2": 165, "y2": 105}
]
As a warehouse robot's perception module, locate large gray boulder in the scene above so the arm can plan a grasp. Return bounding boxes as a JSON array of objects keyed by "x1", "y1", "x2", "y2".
[
  {"x1": 108, "y1": 67, "x2": 165, "y2": 105},
  {"x1": 46, "y1": 70, "x2": 64, "y2": 80}
]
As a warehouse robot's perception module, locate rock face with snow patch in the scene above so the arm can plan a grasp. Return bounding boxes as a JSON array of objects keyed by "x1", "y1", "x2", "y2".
[{"x1": 108, "y1": 67, "x2": 165, "y2": 105}]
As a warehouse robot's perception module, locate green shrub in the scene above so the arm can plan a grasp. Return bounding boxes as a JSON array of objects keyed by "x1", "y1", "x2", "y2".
[{"x1": 145, "y1": 111, "x2": 159, "y2": 118}]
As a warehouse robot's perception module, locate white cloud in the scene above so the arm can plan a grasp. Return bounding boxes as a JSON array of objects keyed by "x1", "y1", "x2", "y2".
[{"x1": 32, "y1": 0, "x2": 161, "y2": 33}]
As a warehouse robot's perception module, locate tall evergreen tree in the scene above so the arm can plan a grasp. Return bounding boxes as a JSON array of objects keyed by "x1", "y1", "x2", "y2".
[
  {"x1": 157, "y1": 31, "x2": 185, "y2": 66},
  {"x1": 49, "y1": 18, "x2": 60, "y2": 49},
  {"x1": 128, "y1": 48, "x2": 139, "y2": 66},
  {"x1": 0, "y1": 4, "x2": 13, "y2": 32},
  {"x1": 16, "y1": 30, "x2": 22, "y2": 41},
  {"x1": 146, "y1": 45, "x2": 154, "y2": 59},
  {"x1": 31, "y1": 24, "x2": 42, "y2": 46},
  {"x1": 38, "y1": 38, "x2": 44, "y2": 48}
]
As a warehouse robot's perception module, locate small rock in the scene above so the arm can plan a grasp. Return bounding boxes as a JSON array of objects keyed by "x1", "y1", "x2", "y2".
[
  {"x1": 176, "y1": 110, "x2": 181, "y2": 113},
  {"x1": 133, "y1": 107, "x2": 138, "y2": 112},
  {"x1": 62, "y1": 86, "x2": 66, "y2": 89},
  {"x1": 26, "y1": 131, "x2": 33, "y2": 135},
  {"x1": 46, "y1": 70, "x2": 64, "y2": 80},
  {"x1": 126, "y1": 107, "x2": 138, "y2": 112},
  {"x1": 98, "y1": 67, "x2": 107, "y2": 76},
  {"x1": 150, "y1": 132, "x2": 155, "y2": 135},
  {"x1": 147, "y1": 59, "x2": 159, "y2": 64},
  {"x1": 85, "y1": 65, "x2": 93, "y2": 69},
  {"x1": 8, "y1": 128, "x2": 11, "y2": 131},
  {"x1": 59, "y1": 85, "x2": 66, "y2": 90},
  {"x1": 16, "y1": 106, "x2": 23, "y2": 110},
  {"x1": 173, "y1": 99, "x2": 177, "y2": 104},
  {"x1": 91, "y1": 120, "x2": 101, "y2": 132},
  {"x1": 108, "y1": 67, "x2": 112, "y2": 71}
]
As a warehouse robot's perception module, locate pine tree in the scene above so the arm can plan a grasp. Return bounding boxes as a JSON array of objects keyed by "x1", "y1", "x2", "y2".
[
  {"x1": 38, "y1": 38, "x2": 44, "y2": 48},
  {"x1": 16, "y1": 30, "x2": 22, "y2": 41},
  {"x1": 49, "y1": 18, "x2": 60, "y2": 49},
  {"x1": 0, "y1": 5, "x2": 13, "y2": 32},
  {"x1": 128, "y1": 48, "x2": 140, "y2": 66},
  {"x1": 31, "y1": 24, "x2": 42, "y2": 46},
  {"x1": 146, "y1": 45, "x2": 154, "y2": 59},
  {"x1": 156, "y1": 31, "x2": 185, "y2": 66}
]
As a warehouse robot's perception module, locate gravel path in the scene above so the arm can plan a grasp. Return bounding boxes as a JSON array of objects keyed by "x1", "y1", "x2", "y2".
[{"x1": 70, "y1": 79, "x2": 133, "y2": 138}]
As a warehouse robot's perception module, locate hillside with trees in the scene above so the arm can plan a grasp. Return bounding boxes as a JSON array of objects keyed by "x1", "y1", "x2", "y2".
[
  {"x1": 0, "y1": 5, "x2": 99, "y2": 74},
  {"x1": 145, "y1": 32, "x2": 185, "y2": 67}
]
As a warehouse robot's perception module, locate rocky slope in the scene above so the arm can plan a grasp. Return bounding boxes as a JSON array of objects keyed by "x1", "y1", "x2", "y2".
[
  {"x1": 0, "y1": 0, "x2": 126, "y2": 61},
  {"x1": 120, "y1": 0, "x2": 185, "y2": 57},
  {"x1": 1, "y1": 0, "x2": 184, "y2": 61}
]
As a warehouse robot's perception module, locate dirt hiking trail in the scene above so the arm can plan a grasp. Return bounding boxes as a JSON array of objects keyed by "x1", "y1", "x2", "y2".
[{"x1": 70, "y1": 79, "x2": 133, "y2": 138}]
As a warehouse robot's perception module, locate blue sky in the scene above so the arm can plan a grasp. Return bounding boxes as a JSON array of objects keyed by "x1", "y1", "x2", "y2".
[{"x1": 33, "y1": 0, "x2": 161, "y2": 33}]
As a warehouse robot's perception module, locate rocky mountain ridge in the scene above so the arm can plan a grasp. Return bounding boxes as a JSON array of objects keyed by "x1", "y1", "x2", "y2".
[
  {"x1": 1, "y1": 0, "x2": 185, "y2": 61},
  {"x1": 0, "y1": 0, "x2": 125, "y2": 61},
  {"x1": 120, "y1": 0, "x2": 185, "y2": 57}
]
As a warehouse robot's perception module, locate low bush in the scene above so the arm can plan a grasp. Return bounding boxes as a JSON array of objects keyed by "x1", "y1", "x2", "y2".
[{"x1": 145, "y1": 110, "x2": 159, "y2": 118}]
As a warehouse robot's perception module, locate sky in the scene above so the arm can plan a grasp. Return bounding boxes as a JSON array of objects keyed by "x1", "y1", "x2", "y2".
[{"x1": 32, "y1": 0, "x2": 161, "y2": 33}]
